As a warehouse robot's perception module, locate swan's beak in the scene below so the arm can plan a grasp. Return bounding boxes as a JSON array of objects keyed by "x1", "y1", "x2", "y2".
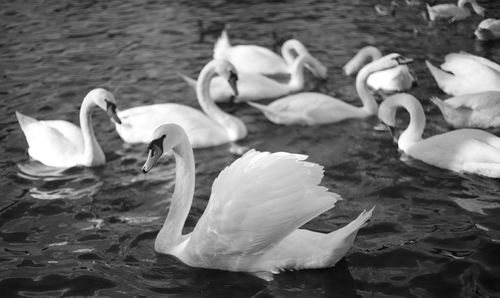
[
  {"x1": 106, "y1": 102, "x2": 122, "y2": 124},
  {"x1": 396, "y1": 56, "x2": 414, "y2": 65},
  {"x1": 387, "y1": 125, "x2": 400, "y2": 143},
  {"x1": 142, "y1": 148, "x2": 161, "y2": 173},
  {"x1": 142, "y1": 137, "x2": 164, "y2": 173},
  {"x1": 228, "y1": 71, "x2": 239, "y2": 97}
]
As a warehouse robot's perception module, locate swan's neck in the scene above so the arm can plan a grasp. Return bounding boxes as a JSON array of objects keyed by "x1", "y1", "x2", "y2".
[
  {"x1": 281, "y1": 40, "x2": 308, "y2": 66},
  {"x1": 396, "y1": 99, "x2": 426, "y2": 152},
  {"x1": 79, "y1": 97, "x2": 105, "y2": 166},
  {"x1": 288, "y1": 55, "x2": 312, "y2": 91},
  {"x1": 196, "y1": 64, "x2": 247, "y2": 141},
  {"x1": 356, "y1": 46, "x2": 383, "y2": 65},
  {"x1": 355, "y1": 64, "x2": 379, "y2": 116},
  {"x1": 155, "y1": 135, "x2": 195, "y2": 252}
]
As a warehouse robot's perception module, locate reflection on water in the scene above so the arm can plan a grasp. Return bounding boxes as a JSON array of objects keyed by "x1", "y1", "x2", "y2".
[{"x1": 1, "y1": 0, "x2": 500, "y2": 296}]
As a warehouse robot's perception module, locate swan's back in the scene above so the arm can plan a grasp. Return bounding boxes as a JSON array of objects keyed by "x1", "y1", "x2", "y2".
[{"x1": 181, "y1": 150, "x2": 340, "y2": 268}]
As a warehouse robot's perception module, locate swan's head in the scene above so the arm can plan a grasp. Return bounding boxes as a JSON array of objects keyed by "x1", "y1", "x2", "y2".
[
  {"x1": 365, "y1": 53, "x2": 414, "y2": 74},
  {"x1": 214, "y1": 59, "x2": 239, "y2": 97},
  {"x1": 142, "y1": 124, "x2": 185, "y2": 173},
  {"x1": 304, "y1": 55, "x2": 328, "y2": 79},
  {"x1": 88, "y1": 88, "x2": 121, "y2": 124}
]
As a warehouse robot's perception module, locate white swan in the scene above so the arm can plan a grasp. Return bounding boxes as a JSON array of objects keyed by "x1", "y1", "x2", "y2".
[
  {"x1": 142, "y1": 123, "x2": 374, "y2": 280},
  {"x1": 115, "y1": 60, "x2": 247, "y2": 147},
  {"x1": 15, "y1": 88, "x2": 121, "y2": 168},
  {"x1": 430, "y1": 91, "x2": 500, "y2": 128},
  {"x1": 426, "y1": 0, "x2": 485, "y2": 22},
  {"x1": 343, "y1": 46, "x2": 415, "y2": 92},
  {"x1": 248, "y1": 53, "x2": 413, "y2": 125},
  {"x1": 213, "y1": 29, "x2": 327, "y2": 77},
  {"x1": 180, "y1": 53, "x2": 326, "y2": 103},
  {"x1": 475, "y1": 18, "x2": 500, "y2": 41},
  {"x1": 379, "y1": 93, "x2": 500, "y2": 178},
  {"x1": 426, "y1": 52, "x2": 500, "y2": 96}
]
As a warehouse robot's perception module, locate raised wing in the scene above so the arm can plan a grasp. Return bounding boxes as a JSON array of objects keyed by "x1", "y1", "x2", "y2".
[
  {"x1": 445, "y1": 91, "x2": 500, "y2": 110},
  {"x1": 187, "y1": 150, "x2": 340, "y2": 256}
]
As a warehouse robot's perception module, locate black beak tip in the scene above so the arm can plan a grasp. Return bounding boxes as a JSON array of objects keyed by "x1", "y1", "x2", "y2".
[{"x1": 142, "y1": 167, "x2": 148, "y2": 174}]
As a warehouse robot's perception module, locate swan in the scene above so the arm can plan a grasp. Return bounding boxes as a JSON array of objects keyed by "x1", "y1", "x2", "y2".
[
  {"x1": 426, "y1": 52, "x2": 500, "y2": 96},
  {"x1": 475, "y1": 18, "x2": 500, "y2": 41},
  {"x1": 430, "y1": 91, "x2": 500, "y2": 128},
  {"x1": 15, "y1": 88, "x2": 121, "y2": 168},
  {"x1": 378, "y1": 93, "x2": 500, "y2": 178},
  {"x1": 115, "y1": 59, "x2": 247, "y2": 147},
  {"x1": 213, "y1": 29, "x2": 327, "y2": 77},
  {"x1": 179, "y1": 53, "x2": 326, "y2": 103},
  {"x1": 426, "y1": 0, "x2": 485, "y2": 22},
  {"x1": 142, "y1": 123, "x2": 374, "y2": 280},
  {"x1": 248, "y1": 53, "x2": 413, "y2": 125},
  {"x1": 343, "y1": 46, "x2": 415, "y2": 92}
]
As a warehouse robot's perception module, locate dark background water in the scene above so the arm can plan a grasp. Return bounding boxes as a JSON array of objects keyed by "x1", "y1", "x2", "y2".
[{"x1": 1, "y1": 0, "x2": 500, "y2": 297}]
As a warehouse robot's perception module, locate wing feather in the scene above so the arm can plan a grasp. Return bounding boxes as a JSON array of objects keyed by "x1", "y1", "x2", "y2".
[
  {"x1": 187, "y1": 150, "x2": 340, "y2": 256},
  {"x1": 444, "y1": 91, "x2": 500, "y2": 110}
]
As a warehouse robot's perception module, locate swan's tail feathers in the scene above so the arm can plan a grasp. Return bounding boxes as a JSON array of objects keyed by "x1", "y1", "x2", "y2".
[
  {"x1": 247, "y1": 102, "x2": 283, "y2": 124},
  {"x1": 213, "y1": 28, "x2": 231, "y2": 60},
  {"x1": 15, "y1": 111, "x2": 37, "y2": 131},
  {"x1": 425, "y1": 60, "x2": 454, "y2": 92},
  {"x1": 327, "y1": 206, "x2": 375, "y2": 249},
  {"x1": 177, "y1": 72, "x2": 197, "y2": 90}
]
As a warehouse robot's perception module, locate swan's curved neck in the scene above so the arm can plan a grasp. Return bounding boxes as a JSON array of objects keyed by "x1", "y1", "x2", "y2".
[
  {"x1": 281, "y1": 39, "x2": 308, "y2": 66},
  {"x1": 79, "y1": 97, "x2": 104, "y2": 166},
  {"x1": 196, "y1": 63, "x2": 247, "y2": 141},
  {"x1": 391, "y1": 97, "x2": 426, "y2": 152},
  {"x1": 155, "y1": 134, "x2": 195, "y2": 252},
  {"x1": 355, "y1": 63, "x2": 379, "y2": 116},
  {"x1": 287, "y1": 55, "x2": 311, "y2": 91},
  {"x1": 356, "y1": 46, "x2": 383, "y2": 65}
]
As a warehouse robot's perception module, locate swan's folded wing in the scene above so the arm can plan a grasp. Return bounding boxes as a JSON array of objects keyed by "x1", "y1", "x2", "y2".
[
  {"x1": 187, "y1": 150, "x2": 341, "y2": 256},
  {"x1": 450, "y1": 52, "x2": 500, "y2": 73},
  {"x1": 445, "y1": 91, "x2": 500, "y2": 110}
]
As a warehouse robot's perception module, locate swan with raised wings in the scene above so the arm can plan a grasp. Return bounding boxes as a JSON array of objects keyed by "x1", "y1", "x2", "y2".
[
  {"x1": 426, "y1": 0, "x2": 485, "y2": 22},
  {"x1": 213, "y1": 29, "x2": 327, "y2": 77},
  {"x1": 142, "y1": 123, "x2": 374, "y2": 280},
  {"x1": 15, "y1": 88, "x2": 121, "y2": 168},
  {"x1": 248, "y1": 53, "x2": 413, "y2": 125},
  {"x1": 426, "y1": 52, "x2": 500, "y2": 96},
  {"x1": 430, "y1": 91, "x2": 500, "y2": 128},
  {"x1": 379, "y1": 93, "x2": 500, "y2": 178},
  {"x1": 115, "y1": 60, "x2": 247, "y2": 147},
  {"x1": 343, "y1": 46, "x2": 415, "y2": 92},
  {"x1": 180, "y1": 53, "x2": 326, "y2": 103}
]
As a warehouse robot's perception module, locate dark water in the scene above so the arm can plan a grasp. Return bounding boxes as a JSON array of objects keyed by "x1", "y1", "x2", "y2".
[{"x1": 1, "y1": 0, "x2": 500, "y2": 297}]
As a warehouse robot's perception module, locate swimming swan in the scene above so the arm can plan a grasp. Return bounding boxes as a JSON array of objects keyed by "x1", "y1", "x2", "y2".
[
  {"x1": 15, "y1": 88, "x2": 121, "y2": 168},
  {"x1": 475, "y1": 18, "x2": 500, "y2": 41},
  {"x1": 430, "y1": 91, "x2": 500, "y2": 128},
  {"x1": 115, "y1": 60, "x2": 247, "y2": 147},
  {"x1": 343, "y1": 46, "x2": 415, "y2": 92},
  {"x1": 180, "y1": 53, "x2": 327, "y2": 103},
  {"x1": 426, "y1": 52, "x2": 500, "y2": 96},
  {"x1": 142, "y1": 123, "x2": 374, "y2": 280},
  {"x1": 213, "y1": 29, "x2": 327, "y2": 77},
  {"x1": 426, "y1": 0, "x2": 485, "y2": 22},
  {"x1": 379, "y1": 93, "x2": 500, "y2": 178},
  {"x1": 248, "y1": 53, "x2": 413, "y2": 125}
]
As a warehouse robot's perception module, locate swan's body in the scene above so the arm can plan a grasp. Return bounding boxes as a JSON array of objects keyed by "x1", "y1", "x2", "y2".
[
  {"x1": 475, "y1": 19, "x2": 500, "y2": 41},
  {"x1": 379, "y1": 93, "x2": 500, "y2": 178},
  {"x1": 426, "y1": 0, "x2": 485, "y2": 22},
  {"x1": 142, "y1": 124, "x2": 374, "y2": 280},
  {"x1": 180, "y1": 54, "x2": 325, "y2": 103},
  {"x1": 115, "y1": 60, "x2": 247, "y2": 146},
  {"x1": 16, "y1": 88, "x2": 120, "y2": 168},
  {"x1": 213, "y1": 29, "x2": 327, "y2": 77},
  {"x1": 343, "y1": 46, "x2": 415, "y2": 92},
  {"x1": 426, "y1": 52, "x2": 500, "y2": 96},
  {"x1": 430, "y1": 91, "x2": 500, "y2": 128},
  {"x1": 249, "y1": 53, "x2": 414, "y2": 125}
]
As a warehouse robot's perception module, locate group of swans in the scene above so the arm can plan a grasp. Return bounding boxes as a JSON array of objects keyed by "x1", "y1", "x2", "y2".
[{"x1": 15, "y1": 32, "x2": 374, "y2": 280}]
